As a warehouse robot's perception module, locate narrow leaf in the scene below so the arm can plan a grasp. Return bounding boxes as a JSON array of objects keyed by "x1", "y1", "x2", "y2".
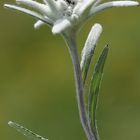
[
  {"x1": 8, "y1": 121, "x2": 48, "y2": 140},
  {"x1": 81, "y1": 24, "x2": 102, "y2": 84},
  {"x1": 88, "y1": 45, "x2": 109, "y2": 138}
]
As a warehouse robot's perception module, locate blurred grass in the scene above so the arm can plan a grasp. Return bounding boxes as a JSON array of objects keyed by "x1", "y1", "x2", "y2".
[{"x1": 0, "y1": 1, "x2": 140, "y2": 140}]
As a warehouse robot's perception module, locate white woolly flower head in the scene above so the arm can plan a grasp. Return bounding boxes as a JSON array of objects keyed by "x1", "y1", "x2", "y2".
[{"x1": 4, "y1": 0, "x2": 139, "y2": 35}]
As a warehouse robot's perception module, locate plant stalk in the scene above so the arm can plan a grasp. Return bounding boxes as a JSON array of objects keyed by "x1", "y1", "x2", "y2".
[{"x1": 63, "y1": 32, "x2": 96, "y2": 140}]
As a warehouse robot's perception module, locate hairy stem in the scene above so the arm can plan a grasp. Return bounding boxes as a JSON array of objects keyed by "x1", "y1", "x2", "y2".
[{"x1": 63, "y1": 32, "x2": 95, "y2": 140}]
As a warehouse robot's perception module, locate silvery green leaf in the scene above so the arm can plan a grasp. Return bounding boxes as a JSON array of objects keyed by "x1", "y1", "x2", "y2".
[
  {"x1": 88, "y1": 45, "x2": 108, "y2": 137},
  {"x1": 80, "y1": 23, "x2": 102, "y2": 84},
  {"x1": 8, "y1": 121, "x2": 48, "y2": 140}
]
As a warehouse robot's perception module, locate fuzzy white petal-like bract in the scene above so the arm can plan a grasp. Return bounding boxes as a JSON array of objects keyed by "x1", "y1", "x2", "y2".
[
  {"x1": 90, "y1": 1, "x2": 139, "y2": 16},
  {"x1": 52, "y1": 19, "x2": 72, "y2": 34}
]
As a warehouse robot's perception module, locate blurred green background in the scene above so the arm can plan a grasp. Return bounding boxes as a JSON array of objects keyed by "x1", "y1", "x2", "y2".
[{"x1": 0, "y1": 1, "x2": 140, "y2": 140}]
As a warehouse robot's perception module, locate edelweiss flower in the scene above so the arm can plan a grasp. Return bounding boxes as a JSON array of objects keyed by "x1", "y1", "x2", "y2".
[{"x1": 4, "y1": 0, "x2": 139, "y2": 34}]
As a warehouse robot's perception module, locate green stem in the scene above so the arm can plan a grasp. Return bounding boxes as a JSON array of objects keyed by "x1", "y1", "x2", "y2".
[{"x1": 63, "y1": 32, "x2": 95, "y2": 140}]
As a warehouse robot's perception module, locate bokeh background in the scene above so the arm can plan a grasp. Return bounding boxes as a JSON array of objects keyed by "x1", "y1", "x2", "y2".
[{"x1": 0, "y1": 0, "x2": 140, "y2": 140}]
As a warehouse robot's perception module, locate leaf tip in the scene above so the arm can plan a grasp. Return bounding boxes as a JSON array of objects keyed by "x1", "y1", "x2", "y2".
[
  {"x1": 8, "y1": 121, "x2": 13, "y2": 126},
  {"x1": 4, "y1": 4, "x2": 9, "y2": 8}
]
